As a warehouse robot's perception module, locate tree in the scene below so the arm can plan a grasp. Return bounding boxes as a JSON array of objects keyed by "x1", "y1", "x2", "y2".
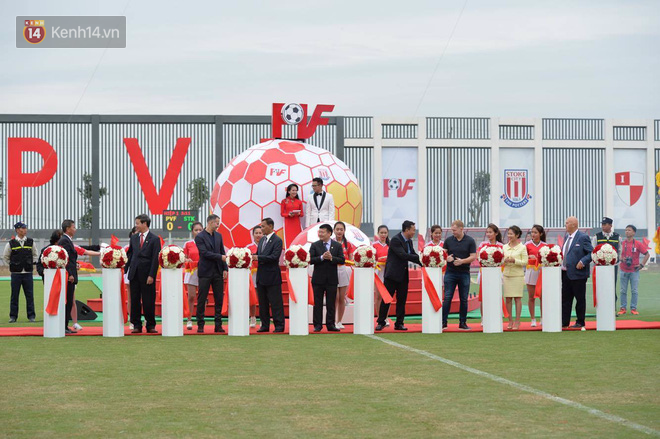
[
  {"x1": 467, "y1": 171, "x2": 490, "y2": 227},
  {"x1": 78, "y1": 173, "x2": 108, "y2": 229},
  {"x1": 187, "y1": 178, "x2": 209, "y2": 219}
]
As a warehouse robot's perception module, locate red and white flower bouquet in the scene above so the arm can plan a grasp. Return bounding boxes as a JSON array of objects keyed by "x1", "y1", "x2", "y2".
[
  {"x1": 158, "y1": 245, "x2": 186, "y2": 269},
  {"x1": 227, "y1": 247, "x2": 252, "y2": 269},
  {"x1": 539, "y1": 244, "x2": 563, "y2": 267},
  {"x1": 41, "y1": 245, "x2": 69, "y2": 269},
  {"x1": 284, "y1": 245, "x2": 310, "y2": 268},
  {"x1": 100, "y1": 245, "x2": 128, "y2": 269},
  {"x1": 592, "y1": 243, "x2": 618, "y2": 266},
  {"x1": 353, "y1": 246, "x2": 376, "y2": 268},
  {"x1": 478, "y1": 244, "x2": 504, "y2": 267},
  {"x1": 421, "y1": 245, "x2": 448, "y2": 267}
]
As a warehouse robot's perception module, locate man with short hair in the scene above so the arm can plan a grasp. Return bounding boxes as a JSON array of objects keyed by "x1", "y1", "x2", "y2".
[
  {"x1": 561, "y1": 216, "x2": 593, "y2": 329},
  {"x1": 58, "y1": 220, "x2": 79, "y2": 334},
  {"x1": 126, "y1": 214, "x2": 161, "y2": 334},
  {"x1": 195, "y1": 214, "x2": 228, "y2": 333},
  {"x1": 305, "y1": 177, "x2": 335, "y2": 228},
  {"x1": 376, "y1": 220, "x2": 421, "y2": 331},
  {"x1": 4, "y1": 222, "x2": 38, "y2": 323},
  {"x1": 309, "y1": 223, "x2": 345, "y2": 332},
  {"x1": 592, "y1": 216, "x2": 621, "y2": 284},
  {"x1": 255, "y1": 217, "x2": 285, "y2": 332},
  {"x1": 617, "y1": 225, "x2": 649, "y2": 316},
  {"x1": 442, "y1": 220, "x2": 477, "y2": 330}
]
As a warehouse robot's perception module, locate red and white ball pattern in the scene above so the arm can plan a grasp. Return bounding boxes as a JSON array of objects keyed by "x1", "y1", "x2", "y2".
[{"x1": 210, "y1": 139, "x2": 363, "y2": 248}]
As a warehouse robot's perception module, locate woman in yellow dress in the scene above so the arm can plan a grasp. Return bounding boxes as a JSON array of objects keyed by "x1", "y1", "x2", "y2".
[{"x1": 502, "y1": 225, "x2": 528, "y2": 330}]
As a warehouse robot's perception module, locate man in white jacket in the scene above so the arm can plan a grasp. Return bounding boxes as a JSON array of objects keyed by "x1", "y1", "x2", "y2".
[{"x1": 305, "y1": 177, "x2": 335, "y2": 228}]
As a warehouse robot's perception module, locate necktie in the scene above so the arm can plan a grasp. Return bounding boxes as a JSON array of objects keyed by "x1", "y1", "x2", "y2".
[
  {"x1": 407, "y1": 239, "x2": 413, "y2": 254},
  {"x1": 325, "y1": 242, "x2": 330, "y2": 252},
  {"x1": 140, "y1": 234, "x2": 144, "y2": 248}
]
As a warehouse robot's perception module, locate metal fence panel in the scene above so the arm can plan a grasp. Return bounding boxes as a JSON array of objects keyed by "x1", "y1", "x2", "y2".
[
  {"x1": 382, "y1": 124, "x2": 418, "y2": 139},
  {"x1": 542, "y1": 119, "x2": 604, "y2": 140},
  {"x1": 543, "y1": 148, "x2": 604, "y2": 227},
  {"x1": 345, "y1": 117, "x2": 373, "y2": 139},
  {"x1": 343, "y1": 147, "x2": 373, "y2": 227},
  {"x1": 427, "y1": 147, "x2": 491, "y2": 227},
  {"x1": 99, "y1": 123, "x2": 216, "y2": 230},
  {"x1": 613, "y1": 126, "x2": 646, "y2": 141},
  {"x1": 499, "y1": 125, "x2": 534, "y2": 140},
  {"x1": 0, "y1": 122, "x2": 92, "y2": 230},
  {"x1": 427, "y1": 117, "x2": 490, "y2": 139}
]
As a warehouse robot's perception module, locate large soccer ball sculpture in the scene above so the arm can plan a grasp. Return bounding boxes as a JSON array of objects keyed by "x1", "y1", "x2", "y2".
[{"x1": 210, "y1": 139, "x2": 363, "y2": 248}]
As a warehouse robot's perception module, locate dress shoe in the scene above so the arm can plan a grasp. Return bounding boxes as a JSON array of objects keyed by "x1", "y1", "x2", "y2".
[
  {"x1": 29, "y1": 318, "x2": 35, "y2": 323},
  {"x1": 8, "y1": 318, "x2": 16, "y2": 323},
  {"x1": 146, "y1": 328, "x2": 158, "y2": 334},
  {"x1": 65, "y1": 327, "x2": 77, "y2": 334},
  {"x1": 375, "y1": 324, "x2": 385, "y2": 331},
  {"x1": 131, "y1": 328, "x2": 142, "y2": 333},
  {"x1": 197, "y1": 326, "x2": 205, "y2": 333},
  {"x1": 458, "y1": 323, "x2": 471, "y2": 331},
  {"x1": 394, "y1": 325, "x2": 408, "y2": 331},
  {"x1": 313, "y1": 326, "x2": 323, "y2": 332},
  {"x1": 256, "y1": 327, "x2": 270, "y2": 333},
  {"x1": 214, "y1": 326, "x2": 225, "y2": 333},
  {"x1": 273, "y1": 327, "x2": 285, "y2": 333},
  {"x1": 327, "y1": 326, "x2": 340, "y2": 332},
  {"x1": 442, "y1": 323, "x2": 448, "y2": 329},
  {"x1": 569, "y1": 323, "x2": 584, "y2": 329}
]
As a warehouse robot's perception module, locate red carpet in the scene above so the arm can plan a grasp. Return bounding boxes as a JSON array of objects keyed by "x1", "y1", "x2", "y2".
[{"x1": 1, "y1": 320, "x2": 659, "y2": 337}]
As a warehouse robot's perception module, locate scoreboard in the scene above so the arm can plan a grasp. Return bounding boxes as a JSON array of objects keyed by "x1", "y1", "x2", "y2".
[{"x1": 163, "y1": 210, "x2": 198, "y2": 231}]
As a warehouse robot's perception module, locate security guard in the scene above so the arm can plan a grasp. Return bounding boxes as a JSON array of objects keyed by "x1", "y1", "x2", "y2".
[
  {"x1": 3, "y1": 222, "x2": 38, "y2": 323},
  {"x1": 592, "y1": 216, "x2": 621, "y2": 284}
]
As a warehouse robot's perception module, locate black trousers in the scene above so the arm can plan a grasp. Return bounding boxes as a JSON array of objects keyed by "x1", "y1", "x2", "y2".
[
  {"x1": 65, "y1": 281, "x2": 75, "y2": 328},
  {"x1": 130, "y1": 272, "x2": 156, "y2": 330},
  {"x1": 378, "y1": 278, "x2": 408, "y2": 326},
  {"x1": 10, "y1": 273, "x2": 35, "y2": 320},
  {"x1": 562, "y1": 271, "x2": 587, "y2": 327},
  {"x1": 197, "y1": 274, "x2": 224, "y2": 327},
  {"x1": 257, "y1": 283, "x2": 285, "y2": 330},
  {"x1": 312, "y1": 283, "x2": 337, "y2": 328}
]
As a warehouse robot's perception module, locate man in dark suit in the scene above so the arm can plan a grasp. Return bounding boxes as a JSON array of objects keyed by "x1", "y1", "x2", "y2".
[
  {"x1": 376, "y1": 220, "x2": 421, "y2": 331},
  {"x1": 309, "y1": 223, "x2": 345, "y2": 332},
  {"x1": 255, "y1": 217, "x2": 285, "y2": 333},
  {"x1": 57, "y1": 219, "x2": 78, "y2": 334},
  {"x1": 126, "y1": 214, "x2": 161, "y2": 334},
  {"x1": 561, "y1": 216, "x2": 593, "y2": 328},
  {"x1": 195, "y1": 214, "x2": 228, "y2": 333}
]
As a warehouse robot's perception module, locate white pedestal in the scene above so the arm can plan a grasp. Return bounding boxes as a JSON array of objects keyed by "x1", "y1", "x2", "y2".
[
  {"x1": 288, "y1": 268, "x2": 309, "y2": 336},
  {"x1": 422, "y1": 267, "x2": 443, "y2": 334},
  {"x1": 353, "y1": 267, "x2": 375, "y2": 335},
  {"x1": 481, "y1": 267, "x2": 503, "y2": 333},
  {"x1": 542, "y1": 267, "x2": 562, "y2": 332},
  {"x1": 102, "y1": 269, "x2": 124, "y2": 337},
  {"x1": 161, "y1": 268, "x2": 184, "y2": 337},
  {"x1": 43, "y1": 269, "x2": 66, "y2": 338},
  {"x1": 228, "y1": 268, "x2": 250, "y2": 336},
  {"x1": 596, "y1": 265, "x2": 616, "y2": 331}
]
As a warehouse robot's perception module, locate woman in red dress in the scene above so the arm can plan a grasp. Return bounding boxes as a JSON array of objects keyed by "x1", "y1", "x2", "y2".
[
  {"x1": 373, "y1": 225, "x2": 390, "y2": 319},
  {"x1": 280, "y1": 183, "x2": 304, "y2": 248},
  {"x1": 247, "y1": 225, "x2": 263, "y2": 328},
  {"x1": 183, "y1": 222, "x2": 204, "y2": 330},
  {"x1": 334, "y1": 221, "x2": 356, "y2": 330},
  {"x1": 524, "y1": 224, "x2": 546, "y2": 327}
]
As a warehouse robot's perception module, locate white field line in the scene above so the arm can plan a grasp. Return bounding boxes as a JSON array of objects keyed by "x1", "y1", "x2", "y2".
[{"x1": 367, "y1": 334, "x2": 660, "y2": 437}]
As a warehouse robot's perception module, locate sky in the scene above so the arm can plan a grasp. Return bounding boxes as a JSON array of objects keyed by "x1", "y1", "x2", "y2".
[{"x1": 1, "y1": 0, "x2": 659, "y2": 118}]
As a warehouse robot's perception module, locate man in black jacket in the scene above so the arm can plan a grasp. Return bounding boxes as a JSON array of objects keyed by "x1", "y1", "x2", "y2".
[
  {"x1": 126, "y1": 214, "x2": 161, "y2": 334},
  {"x1": 4, "y1": 222, "x2": 38, "y2": 324},
  {"x1": 255, "y1": 218, "x2": 284, "y2": 333},
  {"x1": 195, "y1": 214, "x2": 228, "y2": 333},
  {"x1": 309, "y1": 223, "x2": 345, "y2": 332},
  {"x1": 376, "y1": 220, "x2": 421, "y2": 331},
  {"x1": 57, "y1": 220, "x2": 79, "y2": 334}
]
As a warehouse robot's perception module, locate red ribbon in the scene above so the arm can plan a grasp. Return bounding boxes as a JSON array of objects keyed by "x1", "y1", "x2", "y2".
[
  {"x1": 284, "y1": 271, "x2": 297, "y2": 304},
  {"x1": 534, "y1": 270, "x2": 543, "y2": 299},
  {"x1": 249, "y1": 275, "x2": 258, "y2": 306},
  {"x1": 181, "y1": 270, "x2": 189, "y2": 319},
  {"x1": 592, "y1": 266, "x2": 597, "y2": 307},
  {"x1": 478, "y1": 268, "x2": 510, "y2": 318},
  {"x1": 307, "y1": 276, "x2": 315, "y2": 306},
  {"x1": 45, "y1": 269, "x2": 63, "y2": 315},
  {"x1": 421, "y1": 267, "x2": 442, "y2": 312},
  {"x1": 346, "y1": 269, "x2": 355, "y2": 301},
  {"x1": 221, "y1": 287, "x2": 228, "y2": 315},
  {"x1": 374, "y1": 273, "x2": 393, "y2": 304},
  {"x1": 120, "y1": 268, "x2": 128, "y2": 323}
]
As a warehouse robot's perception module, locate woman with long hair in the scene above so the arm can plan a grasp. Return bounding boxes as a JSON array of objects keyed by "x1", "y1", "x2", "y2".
[
  {"x1": 373, "y1": 225, "x2": 390, "y2": 320},
  {"x1": 280, "y1": 183, "x2": 304, "y2": 247},
  {"x1": 478, "y1": 223, "x2": 504, "y2": 325},
  {"x1": 183, "y1": 222, "x2": 204, "y2": 330},
  {"x1": 524, "y1": 224, "x2": 546, "y2": 327},
  {"x1": 334, "y1": 221, "x2": 355, "y2": 329}
]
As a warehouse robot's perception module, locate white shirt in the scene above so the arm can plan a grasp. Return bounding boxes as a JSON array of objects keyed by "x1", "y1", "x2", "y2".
[{"x1": 562, "y1": 231, "x2": 577, "y2": 269}]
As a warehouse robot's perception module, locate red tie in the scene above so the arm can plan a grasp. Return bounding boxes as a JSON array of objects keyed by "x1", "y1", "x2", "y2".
[{"x1": 140, "y1": 234, "x2": 144, "y2": 248}]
